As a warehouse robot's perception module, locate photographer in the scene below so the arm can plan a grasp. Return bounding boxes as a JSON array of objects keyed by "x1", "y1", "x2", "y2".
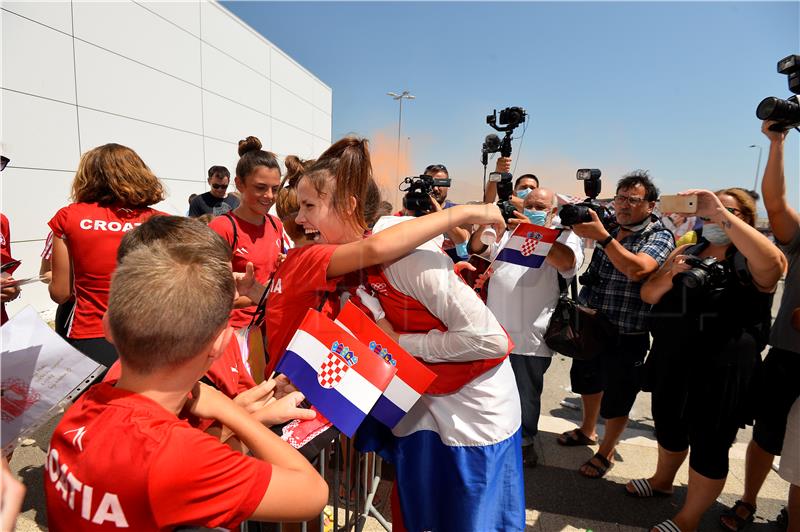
[
  {"x1": 721, "y1": 120, "x2": 800, "y2": 532},
  {"x1": 482, "y1": 156, "x2": 539, "y2": 210},
  {"x1": 470, "y1": 187, "x2": 584, "y2": 468},
  {"x1": 559, "y1": 171, "x2": 674, "y2": 479},
  {"x1": 401, "y1": 164, "x2": 470, "y2": 262},
  {"x1": 627, "y1": 189, "x2": 785, "y2": 532}
]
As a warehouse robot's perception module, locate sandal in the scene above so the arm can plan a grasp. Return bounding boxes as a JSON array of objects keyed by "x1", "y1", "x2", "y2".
[
  {"x1": 719, "y1": 499, "x2": 756, "y2": 532},
  {"x1": 625, "y1": 478, "x2": 672, "y2": 498},
  {"x1": 579, "y1": 452, "x2": 613, "y2": 479},
  {"x1": 557, "y1": 428, "x2": 597, "y2": 447},
  {"x1": 652, "y1": 519, "x2": 682, "y2": 532}
]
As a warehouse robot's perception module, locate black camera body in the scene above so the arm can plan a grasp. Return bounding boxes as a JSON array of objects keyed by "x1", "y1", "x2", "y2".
[
  {"x1": 400, "y1": 174, "x2": 452, "y2": 216},
  {"x1": 756, "y1": 54, "x2": 800, "y2": 131},
  {"x1": 488, "y1": 171, "x2": 518, "y2": 222},
  {"x1": 559, "y1": 169, "x2": 616, "y2": 229},
  {"x1": 673, "y1": 255, "x2": 728, "y2": 290},
  {"x1": 482, "y1": 106, "x2": 527, "y2": 163}
]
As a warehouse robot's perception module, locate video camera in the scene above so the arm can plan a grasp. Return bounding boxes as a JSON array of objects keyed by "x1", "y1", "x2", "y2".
[
  {"x1": 399, "y1": 174, "x2": 452, "y2": 216},
  {"x1": 559, "y1": 169, "x2": 617, "y2": 228},
  {"x1": 756, "y1": 54, "x2": 800, "y2": 131},
  {"x1": 481, "y1": 106, "x2": 527, "y2": 222},
  {"x1": 482, "y1": 106, "x2": 527, "y2": 163}
]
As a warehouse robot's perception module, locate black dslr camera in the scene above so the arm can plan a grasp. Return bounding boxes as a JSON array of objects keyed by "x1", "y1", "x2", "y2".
[
  {"x1": 559, "y1": 169, "x2": 616, "y2": 228},
  {"x1": 400, "y1": 174, "x2": 452, "y2": 216},
  {"x1": 673, "y1": 255, "x2": 728, "y2": 290},
  {"x1": 756, "y1": 54, "x2": 800, "y2": 131}
]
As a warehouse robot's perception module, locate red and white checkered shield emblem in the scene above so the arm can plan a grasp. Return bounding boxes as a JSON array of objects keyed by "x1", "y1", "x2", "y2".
[
  {"x1": 520, "y1": 237, "x2": 539, "y2": 257},
  {"x1": 318, "y1": 352, "x2": 349, "y2": 389}
]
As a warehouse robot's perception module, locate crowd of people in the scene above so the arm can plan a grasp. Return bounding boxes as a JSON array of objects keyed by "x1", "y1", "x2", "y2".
[{"x1": 0, "y1": 119, "x2": 797, "y2": 532}]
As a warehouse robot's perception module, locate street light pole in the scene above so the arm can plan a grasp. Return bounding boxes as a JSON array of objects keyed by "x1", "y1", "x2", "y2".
[
  {"x1": 387, "y1": 91, "x2": 415, "y2": 179},
  {"x1": 749, "y1": 144, "x2": 763, "y2": 191}
]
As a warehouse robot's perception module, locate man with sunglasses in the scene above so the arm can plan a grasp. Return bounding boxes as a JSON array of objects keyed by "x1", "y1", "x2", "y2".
[
  {"x1": 558, "y1": 170, "x2": 674, "y2": 479},
  {"x1": 189, "y1": 165, "x2": 239, "y2": 217}
]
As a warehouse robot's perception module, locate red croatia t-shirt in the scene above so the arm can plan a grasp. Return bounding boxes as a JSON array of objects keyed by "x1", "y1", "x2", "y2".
[
  {"x1": 48, "y1": 203, "x2": 162, "y2": 339},
  {"x1": 209, "y1": 213, "x2": 285, "y2": 329},
  {"x1": 45, "y1": 383, "x2": 272, "y2": 531},
  {"x1": 264, "y1": 244, "x2": 343, "y2": 377},
  {"x1": 1, "y1": 213, "x2": 19, "y2": 324}
]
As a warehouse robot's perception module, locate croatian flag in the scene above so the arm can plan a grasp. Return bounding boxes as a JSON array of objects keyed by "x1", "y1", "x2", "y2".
[
  {"x1": 495, "y1": 223, "x2": 560, "y2": 269},
  {"x1": 276, "y1": 309, "x2": 397, "y2": 437},
  {"x1": 335, "y1": 302, "x2": 436, "y2": 429}
]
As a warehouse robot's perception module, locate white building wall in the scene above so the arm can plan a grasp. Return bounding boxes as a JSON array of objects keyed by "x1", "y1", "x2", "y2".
[{"x1": 0, "y1": 0, "x2": 332, "y2": 317}]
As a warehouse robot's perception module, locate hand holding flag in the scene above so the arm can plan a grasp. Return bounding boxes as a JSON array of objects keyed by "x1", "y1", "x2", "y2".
[
  {"x1": 276, "y1": 309, "x2": 397, "y2": 437},
  {"x1": 494, "y1": 223, "x2": 560, "y2": 269}
]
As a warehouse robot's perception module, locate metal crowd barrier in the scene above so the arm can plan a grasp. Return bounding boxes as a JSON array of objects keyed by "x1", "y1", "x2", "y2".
[{"x1": 252, "y1": 437, "x2": 391, "y2": 532}]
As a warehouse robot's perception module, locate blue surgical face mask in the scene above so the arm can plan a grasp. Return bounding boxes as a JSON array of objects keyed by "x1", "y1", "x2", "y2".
[
  {"x1": 516, "y1": 188, "x2": 533, "y2": 199},
  {"x1": 454, "y1": 242, "x2": 469, "y2": 259},
  {"x1": 524, "y1": 209, "x2": 548, "y2": 226}
]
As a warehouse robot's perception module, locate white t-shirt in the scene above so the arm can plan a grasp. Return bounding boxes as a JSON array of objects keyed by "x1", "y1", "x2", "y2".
[{"x1": 486, "y1": 226, "x2": 584, "y2": 357}]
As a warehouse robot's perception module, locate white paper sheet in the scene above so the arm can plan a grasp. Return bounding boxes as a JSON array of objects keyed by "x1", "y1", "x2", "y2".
[{"x1": 1, "y1": 306, "x2": 104, "y2": 452}]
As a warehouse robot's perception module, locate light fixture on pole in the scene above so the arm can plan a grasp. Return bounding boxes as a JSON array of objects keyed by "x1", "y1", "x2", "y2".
[
  {"x1": 748, "y1": 144, "x2": 763, "y2": 191},
  {"x1": 387, "y1": 91, "x2": 415, "y2": 179}
]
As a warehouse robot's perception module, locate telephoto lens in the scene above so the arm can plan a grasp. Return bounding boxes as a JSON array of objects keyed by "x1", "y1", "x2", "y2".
[{"x1": 756, "y1": 96, "x2": 800, "y2": 130}]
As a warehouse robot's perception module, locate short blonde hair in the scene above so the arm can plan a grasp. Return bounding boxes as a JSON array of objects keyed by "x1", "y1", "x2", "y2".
[
  {"x1": 108, "y1": 241, "x2": 234, "y2": 373},
  {"x1": 72, "y1": 143, "x2": 165, "y2": 207}
]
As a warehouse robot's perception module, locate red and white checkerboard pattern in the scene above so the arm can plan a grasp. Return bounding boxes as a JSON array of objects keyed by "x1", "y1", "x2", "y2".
[
  {"x1": 520, "y1": 237, "x2": 539, "y2": 257},
  {"x1": 318, "y1": 352, "x2": 349, "y2": 389}
]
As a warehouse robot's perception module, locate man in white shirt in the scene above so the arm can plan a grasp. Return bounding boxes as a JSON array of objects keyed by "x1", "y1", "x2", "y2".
[{"x1": 470, "y1": 187, "x2": 584, "y2": 467}]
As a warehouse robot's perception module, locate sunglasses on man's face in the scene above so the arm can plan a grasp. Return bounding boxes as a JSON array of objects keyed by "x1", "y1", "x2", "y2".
[
  {"x1": 0, "y1": 156, "x2": 9, "y2": 172},
  {"x1": 211, "y1": 184, "x2": 228, "y2": 190}
]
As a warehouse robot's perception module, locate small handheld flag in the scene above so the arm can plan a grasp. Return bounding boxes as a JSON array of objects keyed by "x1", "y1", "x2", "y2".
[
  {"x1": 276, "y1": 309, "x2": 397, "y2": 437},
  {"x1": 335, "y1": 301, "x2": 436, "y2": 428},
  {"x1": 494, "y1": 223, "x2": 560, "y2": 269}
]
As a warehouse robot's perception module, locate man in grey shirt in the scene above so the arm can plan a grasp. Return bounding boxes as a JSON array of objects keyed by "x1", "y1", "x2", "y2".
[{"x1": 721, "y1": 120, "x2": 800, "y2": 531}]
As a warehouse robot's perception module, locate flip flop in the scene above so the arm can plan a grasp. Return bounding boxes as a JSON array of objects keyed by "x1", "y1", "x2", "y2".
[
  {"x1": 625, "y1": 478, "x2": 672, "y2": 498},
  {"x1": 651, "y1": 519, "x2": 682, "y2": 532},
  {"x1": 557, "y1": 428, "x2": 597, "y2": 447},
  {"x1": 579, "y1": 452, "x2": 613, "y2": 479}
]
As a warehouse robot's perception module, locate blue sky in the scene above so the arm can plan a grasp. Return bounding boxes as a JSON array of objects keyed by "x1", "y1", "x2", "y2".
[{"x1": 225, "y1": 1, "x2": 799, "y2": 211}]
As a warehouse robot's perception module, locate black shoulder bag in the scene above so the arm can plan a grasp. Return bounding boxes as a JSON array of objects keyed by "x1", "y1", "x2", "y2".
[{"x1": 543, "y1": 273, "x2": 618, "y2": 360}]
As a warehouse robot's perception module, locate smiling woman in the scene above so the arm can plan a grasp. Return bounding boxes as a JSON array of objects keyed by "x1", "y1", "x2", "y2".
[{"x1": 208, "y1": 136, "x2": 287, "y2": 329}]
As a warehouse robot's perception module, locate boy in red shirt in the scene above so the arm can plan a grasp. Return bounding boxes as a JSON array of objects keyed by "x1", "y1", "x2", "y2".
[{"x1": 45, "y1": 230, "x2": 328, "y2": 530}]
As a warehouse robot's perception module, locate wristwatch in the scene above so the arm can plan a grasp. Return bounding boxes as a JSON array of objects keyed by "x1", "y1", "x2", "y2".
[{"x1": 597, "y1": 235, "x2": 614, "y2": 249}]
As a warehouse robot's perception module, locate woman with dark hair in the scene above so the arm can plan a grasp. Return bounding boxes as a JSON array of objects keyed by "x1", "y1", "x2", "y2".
[
  {"x1": 624, "y1": 189, "x2": 787, "y2": 532},
  {"x1": 209, "y1": 136, "x2": 287, "y2": 329},
  {"x1": 48, "y1": 143, "x2": 165, "y2": 369}
]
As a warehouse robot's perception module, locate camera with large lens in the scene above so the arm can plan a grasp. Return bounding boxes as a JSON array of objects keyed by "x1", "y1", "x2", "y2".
[
  {"x1": 400, "y1": 174, "x2": 452, "y2": 216},
  {"x1": 559, "y1": 169, "x2": 617, "y2": 229},
  {"x1": 673, "y1": 255, "x2": 728, "y2": 290},
  {"x1": 756, "y1": 54, "x2": 800, "y2": 131}
]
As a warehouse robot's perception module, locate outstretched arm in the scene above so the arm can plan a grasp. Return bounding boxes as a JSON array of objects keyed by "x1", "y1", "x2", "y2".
[{"x1": 761, "y1": 120, "x2": 800, "y2": 245}]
